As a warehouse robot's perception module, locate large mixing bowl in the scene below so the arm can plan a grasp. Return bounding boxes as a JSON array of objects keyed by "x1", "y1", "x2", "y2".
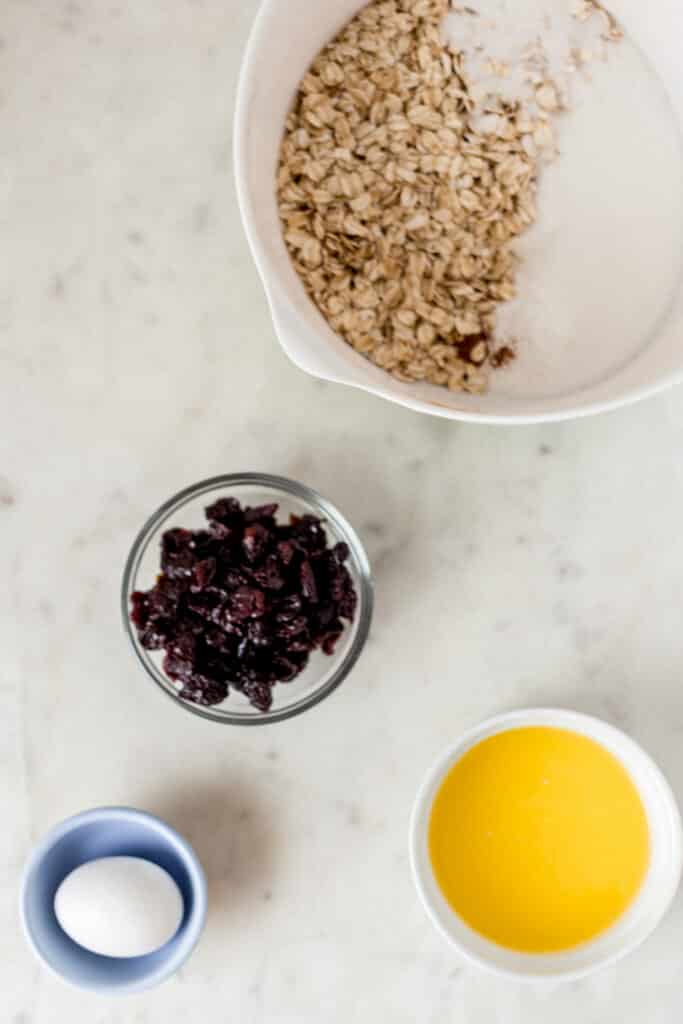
[{"x1": 235, "y1": 0, "x2": 683, "y2": 423}]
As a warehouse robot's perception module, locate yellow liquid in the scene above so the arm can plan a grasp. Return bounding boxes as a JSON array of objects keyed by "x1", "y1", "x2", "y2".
[{"x1": 428, "y1": 726, "x2": 650, "y2": 953}]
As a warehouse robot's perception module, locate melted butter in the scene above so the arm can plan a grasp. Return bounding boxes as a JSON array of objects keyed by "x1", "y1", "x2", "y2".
[{"x1": 428, "y1": 726, "x2": 650, "y2": 953}]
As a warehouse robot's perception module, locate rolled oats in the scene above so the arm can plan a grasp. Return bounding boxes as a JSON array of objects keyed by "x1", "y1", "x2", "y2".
[{"x1": 276, "y1": 0, "x2": 619, "y2": 393}]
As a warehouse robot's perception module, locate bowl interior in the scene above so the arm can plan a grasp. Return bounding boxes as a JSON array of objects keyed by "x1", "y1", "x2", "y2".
[
  {"x1": 123, "y1": 476, "x2": 372, "y2": 724},
  {"x1": 236, "y1": 0, "x2": 683, "y2": 422},
  {"x1": 21, "y1": 810, "x2": 206, "y2": 993},
  {"x1": 410, "y1": 709, "x2": 683, "y2": 980}
]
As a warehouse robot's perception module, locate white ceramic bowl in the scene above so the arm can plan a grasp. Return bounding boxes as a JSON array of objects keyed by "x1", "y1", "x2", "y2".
[
  {"x1": 235, "y1": 0, "x2": 683, "y2": 424},
  {"x1": 410, "y1": 708, "x2": 682, "y2": 981}
]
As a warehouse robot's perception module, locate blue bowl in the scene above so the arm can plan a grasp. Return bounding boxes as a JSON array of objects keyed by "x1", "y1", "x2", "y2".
[{"x1": 20, "y1": 807, "x2": 207, "y2": 994}]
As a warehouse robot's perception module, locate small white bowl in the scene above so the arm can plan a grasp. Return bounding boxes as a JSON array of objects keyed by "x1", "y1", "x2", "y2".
[{"x1": 409, "y1": 708, "x2": 683, "y2": 981}]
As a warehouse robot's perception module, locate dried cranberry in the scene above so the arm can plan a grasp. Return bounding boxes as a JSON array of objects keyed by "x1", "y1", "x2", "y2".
[
  {"x1": 277, "y1": 541, "x2": 296, "y2": 565},
  {"x1": 286, "y1": 637, "x2": 312, "y2": 653},
  {"x1": 290, "y1": 514, "x2": 327, "y2": 554},
  {"x1": 167, "y1": 629, "x2": 196, "y2": 659},
  {"x1": 300, "y1": 560, "x2": 318, "y2": 603},
  {"x1": 321, "y1": 630, "x2": 343, "y2": 655},
  {"x1": 191, "y1": 557, "x2": 216, "y2": 591},
  {"x1": 161, "y1": 528, "x2": 196, "y2": 579},
  {"x1": 208, "y1": 520, "x2": 234, "y2": 540},
  {"x1": 203, "y1": 626, "x2": 235, "y2": 652},
  {"x1": 243, "y1": 679, "x2": 273, "y2": 712},
  {"x1": 247, "y1": 619, "x2": 271, "y2": 647},
  {"x1": 315, "y1": 602, "x2": 335, "y2": 628},
  {"x1": 219, "y1": 614, "x2": 247, "y2": 638},
  {"x1": 129, "y1": 494, "x2": 359, "y2": 712},
  {"x1": 242, "y1": 524, "x2": 269, "y2": 562},
  {"x1": 219, "y1": 567, "x2": 247, "y2": 590},
  {"x1": 179, "y1": 677, "x2": 229, "y2": 706},
  {"x1": 146, "y1": 576, "x2": 185, "y2": 618},
  {"x1": 224, "y1": 586, "x2": 266, "y2": 622},
  {"x1": 276, "y1": 616, "x2": 308, "y2": 639},
  {"x1": 251, "y1": 555, "x2": 285, "y2": 591},
  {"x1": 205, "y1": 497, "x2": 242, "y2": 524},
  {"x1": 330, "y1": 564, "x2": 352, "y2": 602},
  {"x1": 244, "y1": 503, "x2": 279, "y2": 523},
  {"x1": 339, "y1": 589, "x2": 357, "y2": 621},
  {"x1": 199, "y1": 648, "x2": 236, "y2": 681},
  {"x1": 333, "y1": 541, "x2": 350, "y2": 563},
  {"x1": 186, "y1": 590, "x2": 223, "y2": 622},
  {"x1": 276, "y1": 594, "x2": 303, "y2": 620},
  {"x1": 192, "y1": 529, "x2": 213, "y2": 553},
  {"x1": 130, "y1": 591, "x2": 150, "y2": 628},
  {"x1": 163, "y1": 651, "x2": 194, "y2": 681},
  {"x1": 139, "y1": 620, "x2": 170, "y2": 650}
]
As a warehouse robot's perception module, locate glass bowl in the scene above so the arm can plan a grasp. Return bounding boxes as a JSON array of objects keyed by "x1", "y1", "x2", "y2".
[{"x1": 121, "y1": 473, "x2": 373, "y2": 725}]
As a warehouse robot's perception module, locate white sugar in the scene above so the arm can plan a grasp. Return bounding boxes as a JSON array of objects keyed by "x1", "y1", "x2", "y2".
[{"x1": 444, "y1": 2, "x2": 683, "y2": 398}]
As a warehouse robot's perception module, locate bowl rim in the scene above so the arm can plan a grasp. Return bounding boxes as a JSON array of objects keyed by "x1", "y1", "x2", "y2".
[
  {"x1": 409, "y1": 707, "x2": 683, "y2": 981},
  {"x1": 19, "y1": 806, "x2": 208, "y2": 995},
  {"x1": 121, "y1": 472, "x2": 374, "y2": 725},
  {"x1": 233, "y1": 0, "x2": 683, "y2": 425}
]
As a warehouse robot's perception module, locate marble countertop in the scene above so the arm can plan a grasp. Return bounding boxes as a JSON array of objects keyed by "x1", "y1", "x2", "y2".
[{"x1": 3, "y1": 2, "x2": 683, "y2": 1021}]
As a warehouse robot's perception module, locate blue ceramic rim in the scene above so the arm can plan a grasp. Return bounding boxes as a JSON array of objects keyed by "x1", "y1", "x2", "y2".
[{"x1": 19, "y1": 807, "x2": 207, "y2": 995}]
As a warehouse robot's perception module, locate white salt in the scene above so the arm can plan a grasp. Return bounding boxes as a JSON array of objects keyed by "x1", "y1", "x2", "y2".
[{"x1": 444, "y1": 2, "x2": 683, "y2": 399}]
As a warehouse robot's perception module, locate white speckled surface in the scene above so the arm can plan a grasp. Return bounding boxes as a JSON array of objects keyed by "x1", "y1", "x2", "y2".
[{"x1": 3, "y1": 2, "x2": 683, "y2": 1020}]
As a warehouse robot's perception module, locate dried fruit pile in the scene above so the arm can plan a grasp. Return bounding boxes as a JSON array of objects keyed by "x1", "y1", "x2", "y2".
[{"x1": 130, "y1": 499, "x2": 357, "y2": 712}]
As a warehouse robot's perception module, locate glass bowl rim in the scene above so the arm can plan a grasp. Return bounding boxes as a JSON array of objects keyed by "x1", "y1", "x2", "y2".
[{"x1": 121, "y1": 472, "x2": 374, "y2": 725}]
